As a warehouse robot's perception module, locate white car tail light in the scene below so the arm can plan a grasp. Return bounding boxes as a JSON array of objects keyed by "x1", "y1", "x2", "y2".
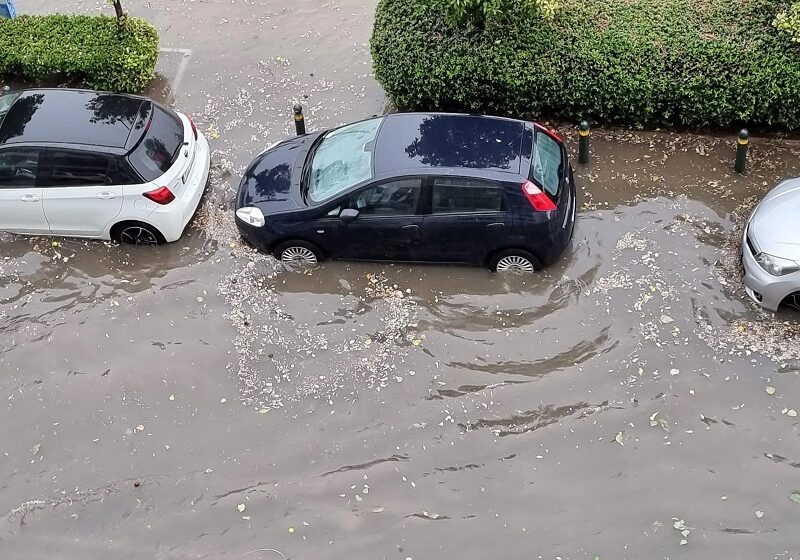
[{"x1": 143, "y1": 186, "x2": 175, "y2": 205}]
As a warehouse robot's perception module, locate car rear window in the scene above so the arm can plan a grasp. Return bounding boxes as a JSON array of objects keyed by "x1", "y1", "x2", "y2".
[
  {"x1": 531, "y1": 131, "x2": 563, "y2": 197},
  {"x1": 0, "y1": 92, "x2": 20, "y2": 122},
  {"x1": 128, "y1": 106, "x2": 184, "y2": 181}
]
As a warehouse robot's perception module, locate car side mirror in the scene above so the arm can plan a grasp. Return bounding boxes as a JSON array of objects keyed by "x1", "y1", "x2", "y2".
[{"x1": 340, "y1": 208, "x2": 359, "y2": 223}]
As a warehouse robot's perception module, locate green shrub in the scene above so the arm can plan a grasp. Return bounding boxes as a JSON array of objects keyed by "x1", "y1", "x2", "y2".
[
  {"x1": 774, "y1": 2, "x2": 800, "y2": 42},
  {"x1": 0, "y1": 15, "x2": 159, "y2": 93},
  {"x1": 372, "y1": 0, "x2": 800, "y2": 129},
  {"x1": 426, "y1": 0, "x2": 558, "y2": 25}
]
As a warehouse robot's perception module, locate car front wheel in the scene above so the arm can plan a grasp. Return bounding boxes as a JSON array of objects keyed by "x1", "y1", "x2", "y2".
[
  {"x1": 274, "y1": 240, "x2": 323, "y2": 267},
  {"x1": 489, "y1": 249, "x2": 541, "y2": 273}
]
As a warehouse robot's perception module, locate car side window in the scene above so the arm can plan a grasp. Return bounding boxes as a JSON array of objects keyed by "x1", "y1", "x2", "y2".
[
  {"x1": 345, "y1": 178, "x2": 422, "y2": 217},
  {"x1": 432, "y1": 177, "x2": 503, "y2": 213},
  {"x1": 42, "y1": 150, "x2": 118, "y2": 187},
  {"x1": 531, "y1": 132, "x2": 563, "y2": 197},
  {"x1": 0, "y1": 148, "x2": 40, "y2": 188}
]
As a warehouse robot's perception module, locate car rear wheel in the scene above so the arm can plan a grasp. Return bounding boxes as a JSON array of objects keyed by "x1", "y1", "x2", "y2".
[
  {"x1": 489, "y1": 249, "x2": 541, "y2": 273},
  {"x1": 111, "y1": 222, "x2": 164, "y2": 246},
  {"x1": 274, "y1": 240, "x2": 323, "y2": 267}
]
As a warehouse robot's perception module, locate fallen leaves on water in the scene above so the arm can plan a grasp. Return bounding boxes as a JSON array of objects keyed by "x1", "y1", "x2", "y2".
[
  {"x1": 413, "y1": 510, "x2": 448, "y2": 520},
  {"x1": 649, "y1": 412, "x2": 669, "y2": 432},
  {"x1": 789, "y1": 492, "x2": 800, "y2": 505},
  {"x1": 237, "y1": 503, "x2": 246, "y2": 513},
  {"x1": 765, "y1": 386, "x2": 776, "y2": 395},
  {"x1": 672, "y1": 518, "x2": 691, "y2": 545},
  {"x1": 371, "y1": 506, "x2": 385, "y2": 513},
  {"x1": 614, "y1": 431, "x2": 624, "y2": 445}
]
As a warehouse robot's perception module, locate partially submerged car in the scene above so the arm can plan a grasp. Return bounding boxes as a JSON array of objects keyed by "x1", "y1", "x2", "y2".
[
  {"x1": 743, "y1": 178, "x2": 800, "y2": 311},
  {"x1": 0, "y1": 88, "x2": 210, "y2": 245},
  {"x1": 235, "y1": 113, "x2": 576, "y2": 272}
]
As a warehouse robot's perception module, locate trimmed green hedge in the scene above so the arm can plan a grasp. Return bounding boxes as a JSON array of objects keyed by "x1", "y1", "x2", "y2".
[
  {"x1": 0, "y1": 15, "x2": 159, "y2": 93},
  {"x1": 371, "y1": 0, "x2": 800, "y2": 129}
]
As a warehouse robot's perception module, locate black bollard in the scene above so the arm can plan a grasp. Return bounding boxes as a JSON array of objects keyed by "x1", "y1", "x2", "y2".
[
  {"x1": 735, "y1": 129, "x2": 749, "y2": 174},
  {"x1": 578, "y1": 120, "x2": 590, "y2": 165},
  {"x1": 294, "y1": 104, "x2": 306, "y2": 136}
]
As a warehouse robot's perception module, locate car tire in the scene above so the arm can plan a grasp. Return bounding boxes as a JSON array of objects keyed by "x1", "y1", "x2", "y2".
[
  {"x1": 489, "y1": 249, "x2": 541, "y2": 273},
  {"x1": 111, "y1": 221, "x2": 165, "y2": 246},
  {"x1": 782, "y1": 292, "x2": 800, "y2": 312},
  {"x1": 273, "y1": 240, "x2": 324, "y2": 267}
]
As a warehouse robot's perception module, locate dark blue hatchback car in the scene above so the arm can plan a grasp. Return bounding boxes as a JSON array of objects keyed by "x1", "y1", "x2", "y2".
[{"x1": 235, "y1": 113, "x2": 576, "y2": 272}]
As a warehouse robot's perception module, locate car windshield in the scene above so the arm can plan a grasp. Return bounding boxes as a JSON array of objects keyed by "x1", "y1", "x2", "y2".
[{"x1": 307, "y1": 118, "x2": 383, "y2": 203}]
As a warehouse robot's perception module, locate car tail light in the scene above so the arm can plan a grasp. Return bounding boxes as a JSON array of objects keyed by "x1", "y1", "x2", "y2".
[
  {"x1": 188, "y1": 116, "x2": 198, "y2": 141},
  {"x1": 143, "y1": 186, "x2": 175, "y2": 205},
  {"x1": 522, "y1": 180, "x2": 557, "y2": 212}
]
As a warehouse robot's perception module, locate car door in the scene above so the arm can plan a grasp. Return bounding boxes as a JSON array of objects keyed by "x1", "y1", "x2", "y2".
[
  {"x1": 420, "y1": 176, "x2": 511, "y2": 264},
  {"x1": 40, "y1": 149, "x2": 124, "y2": 237},
  {"x1": 0, "y1": 147, "x2": 50, "y2": 234},
  {"x1": 326, "y1": 177, "x2": 424, "y2": 261}
]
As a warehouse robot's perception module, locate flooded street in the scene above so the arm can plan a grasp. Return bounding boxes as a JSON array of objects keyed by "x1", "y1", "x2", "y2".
[{"x1": 3, "y1": 1, "x2": 800, "y2": 558}]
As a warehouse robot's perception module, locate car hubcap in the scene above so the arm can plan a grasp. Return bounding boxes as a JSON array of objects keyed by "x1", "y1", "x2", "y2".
[
  {"x1": 496, "y1": 255, "x2": 534, "y2": 273},
  {"x1": 281, "y1": 246, "x2": 317, "y2": 266},
  {"x1": 120, "y1": 226, "x2": 158, "y2": 246}
]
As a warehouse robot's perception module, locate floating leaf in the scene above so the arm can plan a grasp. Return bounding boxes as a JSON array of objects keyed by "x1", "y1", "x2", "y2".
[
  {"x1": 765, "y1": 386, "x2": 776, "y2": 395},
  {"x1": 371, "y1": 506, "x2": 385, "y2": 513},
  {"x1": 614, "y1": 431, "x2": 624, "y2": 446},
  {"x1": 237, "y1": 503, "x2": 246, "y2": 513},
  {"x1": 789, "y1": 492, "x2": 800, "y2": 504}
]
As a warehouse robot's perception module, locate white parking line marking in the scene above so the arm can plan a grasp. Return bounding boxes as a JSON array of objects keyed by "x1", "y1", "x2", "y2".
[{"x1": 158, "y1": 48, "x2": 193, "y2": 97}]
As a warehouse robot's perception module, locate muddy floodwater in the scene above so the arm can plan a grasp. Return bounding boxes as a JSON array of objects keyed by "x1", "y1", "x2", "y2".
[{"x1": 3, "y1": 1, "x2": 800, "y2": 559}]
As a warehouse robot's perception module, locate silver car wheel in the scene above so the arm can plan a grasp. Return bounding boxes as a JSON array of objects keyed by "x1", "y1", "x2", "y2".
[
  {"x1": 785, "y1": 293, "x2": 800, "y2": 311},
  {"x1": 495, "y1": 255, "x2": 534, "y2": 273},
  {"x1": 280, "y1": 246, "x2": 318, "y2": 266},
  {"x1": 120, "y1": 226, "x2": 159, "y2": 246}
]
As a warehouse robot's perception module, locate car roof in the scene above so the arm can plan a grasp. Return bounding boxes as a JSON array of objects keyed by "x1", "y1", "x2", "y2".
[
  {"x1": 373, "y1": 113, "x2": 528, "y2": 177},
  {"x1": 0, "y1": 88, "x2": 150, "y2": 150}
]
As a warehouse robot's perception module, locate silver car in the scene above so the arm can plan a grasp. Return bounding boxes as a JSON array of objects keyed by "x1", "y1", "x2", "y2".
[{"x1": 742, "y1": 179, "x2": 800, "y2": 312}]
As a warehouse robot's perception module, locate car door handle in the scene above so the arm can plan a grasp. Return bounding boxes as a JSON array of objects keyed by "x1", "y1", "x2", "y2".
[
  {"x1": 401, "y1": 224, "x2": 420, "y2": 231},
  {"x1": 487, "y1": 222, "x2": 505, "y2": 229},
  {"x1": 20, "y1": 194, "x2": 40, "y2": 202},
  {"x1": 96, "y1": 192, "x2": 117, "y2": 200}
]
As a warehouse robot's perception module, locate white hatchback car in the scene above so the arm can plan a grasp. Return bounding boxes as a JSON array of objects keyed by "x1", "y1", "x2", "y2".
[{"x1": 0, "y1": 88, "x2": 210, "y2": 245}]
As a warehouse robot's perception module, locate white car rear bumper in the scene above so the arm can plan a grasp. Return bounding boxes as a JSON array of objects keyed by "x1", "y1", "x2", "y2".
[{"x1": 145, "y1": 131, "x2": 211, "y2": 242}]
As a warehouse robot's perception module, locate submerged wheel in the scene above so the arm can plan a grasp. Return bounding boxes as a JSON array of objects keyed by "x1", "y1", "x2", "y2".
[
  {"x1": 112, "y1": 222, "x2": 163, "y2": 246},
  {"x1": 274, "y1": 240, "x2": 323, "y2": 267},
  {"x1": 783, "y1": 292, "x2": 800, "y2": 312},
  {"x1": 489, "y1": 249, "x2": 541, "y2": 273}
]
